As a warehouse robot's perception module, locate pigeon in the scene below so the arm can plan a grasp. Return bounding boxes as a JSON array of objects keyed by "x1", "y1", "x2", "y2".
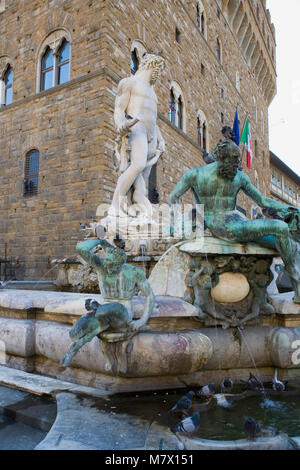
[
  {"x1": 171, "y1": 412, "x2": 200, "y2": 438},
  {"x1": 168, "y1": 391, "x2": 195, "y2": 416},
  {"x1": 241, "y1": 373, "x2": 264, "y2": 392},
  {"x1": 220, "y1": 378, "x2": 233, "y2": 393},
  {"x1": 272, "y1": 369, "x2": 285, "y2": 392},
  {"x1": 213, "y1": 394, "x2": 233, "y2": 409},
  {"x1": 198, "y1": 383, "x2": 216, "y2": 397},
  {"x1": 244, "y1": 417, "x2": 261, "y2": 441},
  {"x1": 85, "y1": 298, "x2": 100, "y2": 314}
]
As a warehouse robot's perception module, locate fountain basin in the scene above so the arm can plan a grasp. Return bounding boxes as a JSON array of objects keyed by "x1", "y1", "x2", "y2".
[{"x1": 0, "y1": 289, "x2": 299, "y2": 392}]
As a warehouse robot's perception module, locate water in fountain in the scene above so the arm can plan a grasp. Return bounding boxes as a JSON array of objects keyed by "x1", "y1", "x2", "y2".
[
  {"x1": 237, "y1": 326, "x2": 268, "y2": 400},
  {"x1": 204, "y1": 253, "x2": 222, "y2": 371},
  {"x1": 140, "y1": 243, "x2": 147, "y2": 275},
  {"x1": 31, "y1": 262, "x2": 59, "y2": 290}
]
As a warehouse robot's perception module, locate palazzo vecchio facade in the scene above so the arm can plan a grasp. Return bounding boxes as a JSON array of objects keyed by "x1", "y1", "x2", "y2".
[{"x1": 0, "y1": 0, "x2": 277, "y2": 279}]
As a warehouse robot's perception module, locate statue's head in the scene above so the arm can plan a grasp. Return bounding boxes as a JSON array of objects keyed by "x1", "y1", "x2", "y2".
[
  {"x1": 215, "y1": 139, "x2": 241, "y2": 181},
  {"x1": 103, "y1": 247, "x2": 127, "y2": 274},
  {"x1": 139, "y1": 53, "x2": 165, "y2": 84}
]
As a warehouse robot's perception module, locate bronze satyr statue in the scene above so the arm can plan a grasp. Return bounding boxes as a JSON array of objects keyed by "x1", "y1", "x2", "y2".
[
  {"x1": 60, "y1": 238, "x2": 155, "y2": 367},
  {"x1": 169, "y1": 139, "x2": 300, "y2": 303}
]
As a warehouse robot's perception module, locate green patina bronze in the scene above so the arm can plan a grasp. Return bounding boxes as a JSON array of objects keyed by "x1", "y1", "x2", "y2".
[
  {"x1": 169, "y1": 139, "x2": 300, "y2": 303},
  {"x1": 60, "y1": 238, "x2": 155, "y2": 367}
]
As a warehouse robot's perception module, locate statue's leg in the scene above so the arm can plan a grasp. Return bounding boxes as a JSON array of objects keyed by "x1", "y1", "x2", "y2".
[
  {"x1": 132, "y1": 174, "x2": 153, "y2": 217},
  {"x1": 95, "y1": 302, "x2": 130, "y2": 331},
  {"x1": 109, "y1": 125, "x2": 148, "y2": 215},
  {"x1": 232, "y1": 219, "x2": 300, "y2": 301},
  {"x1": 60, "y1": 326, "x2": 101, "y2": 367}
]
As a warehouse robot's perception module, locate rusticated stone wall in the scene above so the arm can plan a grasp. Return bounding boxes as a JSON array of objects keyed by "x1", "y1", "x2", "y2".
[{"x1": 0, "y1": 0, "x2": 276, "y2": 278}]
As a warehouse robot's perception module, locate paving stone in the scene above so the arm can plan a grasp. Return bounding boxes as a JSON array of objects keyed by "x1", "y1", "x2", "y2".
[
  {"x1": 0, "y1": 365, "x2": 110, "y2": 398},
  {"x1": 36, "y1": 392, "x2": 151, "y2": 450},
  {"x1": 0, "y1": 417, "x2": 47, "y2": 450}
]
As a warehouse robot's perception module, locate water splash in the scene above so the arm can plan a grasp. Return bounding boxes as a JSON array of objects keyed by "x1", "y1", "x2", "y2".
[
  {"x1": 260, "y1": 398, "x2": 285, "y2": 410},
  {"x1": 237, "y1": 326, "x2": 268, "y2": 399}
]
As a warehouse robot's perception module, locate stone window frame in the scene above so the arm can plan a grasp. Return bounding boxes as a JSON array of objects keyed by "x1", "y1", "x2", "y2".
[
  {"x1": 0, "y1": 56, "x2": 13, "y2": 107},
  {"x1": 197, "y1": 109, "x2": 209, "y2": 151},
  {"x1": 169, "y1": 81, "x2": 186, "y2": 132},
  {"x1": 196, "y1": 0, "x2": 207, "y2": 39},
  {"x1": 36, "y1": 29, "x2": 71, "y2": 93},
  {"x1": 130, "y1": 40, "x2": 147, "y2": 75}
]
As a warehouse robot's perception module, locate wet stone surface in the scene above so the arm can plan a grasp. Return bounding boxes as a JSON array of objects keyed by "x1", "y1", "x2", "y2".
[
  {"x1": 0, "y1": 414, "x2": 47, "y2": 450},
  {"x1": 0, "y1": 385, "x2": 57, "y2": 449}
]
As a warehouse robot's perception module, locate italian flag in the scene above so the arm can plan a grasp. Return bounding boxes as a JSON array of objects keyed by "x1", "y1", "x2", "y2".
[{"x1": 240, "y1": 117, "x2": 253, "y2": 169}]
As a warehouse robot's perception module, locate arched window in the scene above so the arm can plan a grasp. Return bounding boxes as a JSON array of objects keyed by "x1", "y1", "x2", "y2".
[
  {"x1": 196, "y1": 1, "x2": 206, "y2": 38},
  {"x1": 203, "y1": 122, "x2": 207, "y2": 150},
  {"x1": 177, "y1": 96, "x2": 183, "y2": 130},
  {"x1": 130, "y1": 48, "x2": 139, "y2": 75},
  {"x1": 196, "y1": 4, "x2": 201, "y2": 28},
  {"x1": 197, "y1": 110, "x2": 208, "y2": 151},
  {"x1": 197, "y1": 116, "x2": 202, "y2": 147},
  {"x1": 170, "y1": 89, "x2": 176, "y2": 125},
  {"x1": 41, "y1": 47, "x2": 54, "y2": 91},
  {"x1": 217, "y1": 38, "x2": 222, "y2": 63},
  {"x1": 37, "y1": 30, "x2": 71, "y2": 92},
  {"x1": 130, "y1": 40, "x2": 147, "y2": 76},
  {"x1": 57, "y1": 39, "x2": 70, "y2": 85},
  {"x1": 255, "y1": 140, "x2": 258, "y2": 159},
  {"x1": 169, "y1": 83, "x2": 185, "y2": 131},
  {"x1": 3, "y1": 65, "x2": 13, "y2": 106},
  {"x1": 24, "y1": 150, "x2": 39, "y2": 196}
]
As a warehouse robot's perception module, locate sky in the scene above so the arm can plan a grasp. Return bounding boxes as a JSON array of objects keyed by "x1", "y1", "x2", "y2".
[{"x1": 267, "y1": 0, "x2": 300, "y2": 175}]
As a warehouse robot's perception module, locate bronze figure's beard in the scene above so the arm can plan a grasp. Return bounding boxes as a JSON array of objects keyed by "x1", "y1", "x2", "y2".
[{"x1": 218, "y1": 162, "x2": 238, "y2": 181}]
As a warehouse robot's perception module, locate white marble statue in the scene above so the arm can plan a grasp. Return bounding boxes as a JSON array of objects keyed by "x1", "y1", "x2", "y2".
[{"x1": 108, "y1": 53, "x2": 166, "y2": 221}]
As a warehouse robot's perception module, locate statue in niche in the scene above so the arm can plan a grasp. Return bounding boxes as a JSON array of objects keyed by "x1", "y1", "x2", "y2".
[
  {"x1": 60, "y1": 238, "x2": 155, "y2": 367},
  {"x1": 108, "y1": 52, "x2": 166, "y2": 221},
  {"x1": 169, "y1": 139, "x2": 300, "y2": 305}
]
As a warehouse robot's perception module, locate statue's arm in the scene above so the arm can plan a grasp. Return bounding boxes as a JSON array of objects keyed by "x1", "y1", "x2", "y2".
[
  {"x1": 76, "y1": 239, "x2": 105, "y2": 268},
  {"x1": 114, "y1": 78, "x2": 133, "y2": 132},
  {"x1": 241, "y1": 173, "x2": 295, "y2": 212},
  {"x1": 168, "y1": 170, "x2": 196, "y2": 205},
  {"x1": 130, "y1": 269, "x2": 155, "y2": 330}
]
